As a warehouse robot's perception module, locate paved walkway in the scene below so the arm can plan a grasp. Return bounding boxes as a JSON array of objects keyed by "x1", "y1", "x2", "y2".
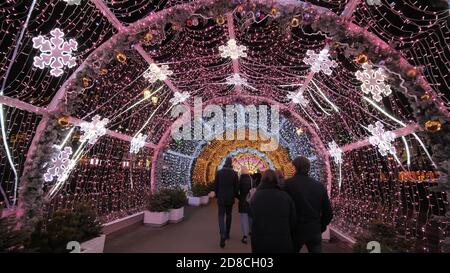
[{"x1": 104, "y1": 202, "x2": 352, "y2": 253}]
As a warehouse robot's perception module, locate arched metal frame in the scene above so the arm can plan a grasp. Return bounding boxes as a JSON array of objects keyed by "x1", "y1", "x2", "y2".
[{"x1": 17, "y1": 0, "x2": 445, "y2": 207}]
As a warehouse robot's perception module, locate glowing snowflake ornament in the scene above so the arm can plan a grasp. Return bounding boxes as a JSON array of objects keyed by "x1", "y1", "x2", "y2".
[
  {"x1": 32, "y1": 28, "x2": 77, "y2": 77},
  {"x1": 355, "y1": 63, "x2": 392, "y2": 102},
  {"x1": 130, "y1": 133, "x2": 147, "y2": 154},
  {"x1": 287, "y1": 90, "x2": 309, "y2": 107},
  {"x1": 328, "y1": 141, "x2": 343, "y2": 164},
  {"x1": 143, "y1": 63, "x2": 173, "y2": 83},
  {"x1": 169, "y1": 91, "x2": 190, "y2": 106},
  {"x1": 368, "y1": 121, "x2": 396, "y2": 156},
  {"x1": 79, "y1": 115, "x2": 109, "y2": 145},
  {"x1": 63, "y1": 0, "x2": 81, "y2": 5},
  {"x1": 226, "y1": 73, "x2": 248, "y2": 86},
  {"x1": 303, "y1": 48, "x2": 337, "y2": 75},
  {"x1": 366, "y1": 0, "x2": 382, "y2": 6},
  {"x1": 219, "y1": 39, "x2": 247, "y2": 60},
  {"x1": 44, "y1": 147, "x2": 73, "y2": 182}
]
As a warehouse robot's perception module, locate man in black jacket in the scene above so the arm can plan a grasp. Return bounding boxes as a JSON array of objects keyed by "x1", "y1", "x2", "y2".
[
  {"x1": 215, "y1": 157, "x2": 239, "y2": 248},
  {"x1": 285, "y1": 156, "x2": 333, "y2": 253}
]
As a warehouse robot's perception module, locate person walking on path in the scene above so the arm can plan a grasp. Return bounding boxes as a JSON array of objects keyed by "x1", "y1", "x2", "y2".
[
  {"x1": 275, "y1": 169, "x2": 285, "y2": 189},
  {"x1": 214, "y1": 157, "x2": 239, "y2": 248},
  {"x1": 249, "y1": 170, "x2": 297, "y2": 253},
  {"x1": 284, "y1": 156, "x2": 333, "y2": 253},
  {"x1": 238, "y1": 166, "x2": 252, "y2": 244}
]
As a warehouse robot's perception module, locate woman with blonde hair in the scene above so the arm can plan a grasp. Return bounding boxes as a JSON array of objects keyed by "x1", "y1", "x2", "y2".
[{"x1": 238, "y1": 166, "x2": 252, "y2": 244}]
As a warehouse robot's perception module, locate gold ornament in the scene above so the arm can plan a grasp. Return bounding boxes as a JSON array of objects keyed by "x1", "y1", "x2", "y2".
[
  {"x1": 115, "y1": 52, "x2": 127, "y2": 63},
  {"x1": 151, "y1": 96, "x2": 159, "y2": 105},
  {"x1": 421, "y1": 92, "x2": 431, "y2": 101},
  {"x1": 216, "y1": 15, "x2": 225, "y2": 25},
  {"x1": 100, "y1": 68, "x2": 108, "y2": 76},
  {"x1": 237, "y1": 4, "x2": 244, "y2": 13},
  {"x1": 289, "y1": 17, "x2": 300, "y2": 28},
  {"x1": 355, "y1": 53, "x2": 368, "y2": 64},
  {"x1": 406, "y1": 67, "x2": 417, "y2": 78},
  {"x1": 143, "y1": 32, "x2": 153, "y2": 43},
  {"x1": 296, "y1": 127, "x2": 304, "y2": 135},
  {"x1": 425, "y1": 120, "x2": 442, "y2": 132},
  {"x1": 58, "y1": 116, "x2": 70, "y2": 127},
  {"x1": 171, "y1": 23, "x2": 181, "y2": 31},
  {"x1": 72, "y1": 132, "x2": 81, "y2": 141},
  {"x1": 331, "y1": 42, "x2": 340, "y2": 49},
  {"x1": 143, "y1": 88, "x2": 151, "y2": 99},
  {"x1": 271, "y1": 7, "x2": 278, "y2": 15},
  {"x1": 82, "y1": 76, "x2": 92, "y2": 88}
]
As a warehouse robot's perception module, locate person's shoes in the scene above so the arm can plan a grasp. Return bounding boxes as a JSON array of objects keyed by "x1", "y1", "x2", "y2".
[
  {"x1": 220, "y1": 238, "x2": 226, "y2": 248},
  {"x1": 241, "y1": 236, "x2": 248, "y2": 244}
]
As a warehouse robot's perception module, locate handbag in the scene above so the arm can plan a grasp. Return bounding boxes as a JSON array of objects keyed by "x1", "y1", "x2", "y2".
[{"x1": 246, "y1": 177, "x2": 256, "y2": 203}]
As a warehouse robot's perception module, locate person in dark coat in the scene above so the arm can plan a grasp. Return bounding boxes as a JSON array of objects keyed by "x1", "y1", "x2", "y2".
[
  {"x1": 238, "y1": 166, "x2": 252, "y2": 244},
  {"x1": 284, "y1": 156, "x2": 333, "y2": 253},
  {"x1": 215, "y1": 157, "x2": 239, "y2": 248},
  {"x1": 276, "y1": 169, "x2": 285, "y2": 189},
  {"x1": 249, "y1": 169, "x2": 297, "y2": 253},
  {"x1": 252, "y1": 171, "x2": 262, "y2": 188}
]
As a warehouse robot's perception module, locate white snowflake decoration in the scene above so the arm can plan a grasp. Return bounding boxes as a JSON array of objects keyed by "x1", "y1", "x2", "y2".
[
  {"x1": 219, "y1": 39, "x2": 247, "y2": 60},
  {"x1": 63, "y1": 0, "x2": 81, "y2": 5},
  {"x1": 79, "y1": 115, "x2": 109, "y2": 145},
  {"x1": 44, "y1": 147, "x2": 73, "y2": 182},
  {"x1": 367, "y1": 121, "x2": 396, "y2": 156},
  {"x1": 355, "y1": 63, "x2": 392, "y2": 102},
  {"x1": 143, "y1": 63, "x2": 173, "y2": 83},
  {"x1": 303, "y1": 48, "x2": 337, "y2": 75},
  {"x1": 169, "y1": 91, "x2": 190, "y2": 106},
  {"x1": 32, "y1": 28, "x2": 78, "y2": 77},
  {"x1": 130, "y1": 133, "x2": 147, "y2": 154},
  {"x1": 366, "y1": 0, "x2": 382, "y2": 6},
  {"x1": 226, "y1": 73, "x2": 248, "y2": 86},
  {"x1": 287, "y1": 90, "x2": 309, "y2": 107},
  {"x1": 328, "y1": 141, "x2": 343, "y2": 164}
]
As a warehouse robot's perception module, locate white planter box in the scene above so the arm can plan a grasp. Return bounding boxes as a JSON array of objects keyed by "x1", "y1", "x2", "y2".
[
  {"x1": 208, "y1": 191, "x2": 215, "y2": 198},
  {"x1": 169, "y1": 207, "x2": 184, "y2": 223},
  {"x1": 81, "y1": 234, "x2": 106, "y2": 253},
  {"x1": 188, "y1": 196, "x2": 201, "y2": 206},
  {"x1": 143, "y1": 210, "x2": 169, "y2": 227},
  {"x1": 200, "y1": 195, "x2": 209, "y2": 205}
]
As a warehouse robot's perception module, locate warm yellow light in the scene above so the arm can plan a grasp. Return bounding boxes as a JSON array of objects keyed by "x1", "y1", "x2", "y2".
[
  {"x1": 143, "y1": 88, "x2": 151, "y2": 99},
  {"x1": 151, "y1": 96, "x2": 159, "y2": 105}
]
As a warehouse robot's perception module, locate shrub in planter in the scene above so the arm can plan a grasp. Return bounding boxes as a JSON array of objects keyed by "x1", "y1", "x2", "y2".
[
  {"x1": 164, "y1": 187, "x2": 187, "y2": 223},
  {"x1": 353, "y1": 220, "x2": 414, "y2": 253},
  {"x1": 166, "y1": 187, "x2": 187, "y2": 209},
  {"x1": 206, "y1": 181, "x2": 216, "y2": 198},
  {"x1": 0, "y1": 215, "x2": 28, "y2": 253},
  {"x1": 193, "y1": 184, "x2": 210, "y2": 205},
  {"x1": 148, "y1": 190, "x2": 171, "y2": 212},
  {"x1": 145, "y1": 190, "x2": 171, "y2": 226},
  {"x1": 191, "y1": 183, "x2": 209, "y2": 197},
  {"x1": 27, "y1": 202, "x2": 102, "y2": 253}
]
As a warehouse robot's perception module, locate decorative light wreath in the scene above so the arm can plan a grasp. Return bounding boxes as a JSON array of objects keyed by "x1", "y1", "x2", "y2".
[{"x1": 217, "y1": 147, "x2": 276, "y2": 171}]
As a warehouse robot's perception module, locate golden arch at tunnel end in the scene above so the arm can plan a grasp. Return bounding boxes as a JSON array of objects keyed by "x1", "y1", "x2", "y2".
[{"x1": 191, "y1": 129, "x2": 296, "y2": 185}]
